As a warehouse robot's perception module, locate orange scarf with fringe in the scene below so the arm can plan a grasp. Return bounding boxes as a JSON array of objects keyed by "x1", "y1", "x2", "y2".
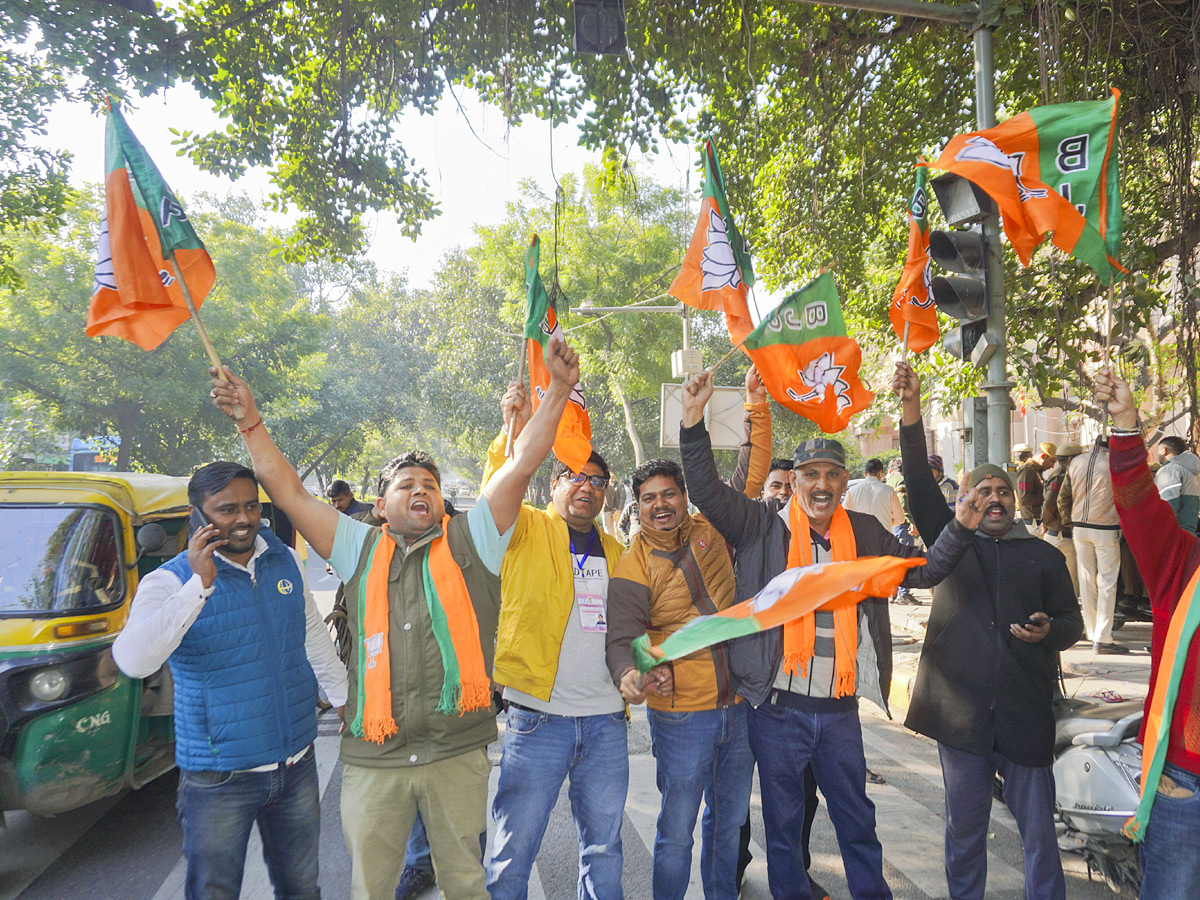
[
  {"x1": 785, "y1": 498, "x2": 859, "y2": 697},
  {"x1": 352, "y1": 521, "x2": 491, "y2": 744}
]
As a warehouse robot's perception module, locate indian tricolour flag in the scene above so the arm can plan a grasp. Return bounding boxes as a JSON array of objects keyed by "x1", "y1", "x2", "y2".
[
  {"x1": 632, "y1": 555, "x2": 926, "y2": 672},
  {"x1": 524, "y1": 235, "x2": 593, "y2": 473},
  {"x1": 87, "y1": 101, "x2": 216, "y2": 350},
  {"x1": 668, "y1": 139, "x2": 756, "y2": 346},
  {"x1": 926, "y1": 89, "x2": 1125, "y2": 283}
]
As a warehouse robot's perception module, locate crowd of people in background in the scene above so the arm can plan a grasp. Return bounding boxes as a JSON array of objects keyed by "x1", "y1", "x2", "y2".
[{"x1": 109, "y1": 338, "x2": 1200, "y2": 900}]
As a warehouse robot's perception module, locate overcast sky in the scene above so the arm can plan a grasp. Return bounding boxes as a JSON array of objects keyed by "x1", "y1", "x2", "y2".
[{"x1": 43, "y1": 84, "x2": 698, "y2": 291}]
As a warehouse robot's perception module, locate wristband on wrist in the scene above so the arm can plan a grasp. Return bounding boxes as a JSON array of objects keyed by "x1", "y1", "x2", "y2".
[
  {"x1": 1109, "y1": 420, "x2": 1142, "y2": 436},
  {"x1": 238, "y1": 417, "x2": 264, "y2": 435}
]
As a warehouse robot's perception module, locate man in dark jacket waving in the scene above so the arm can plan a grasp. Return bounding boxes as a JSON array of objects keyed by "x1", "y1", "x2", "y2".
[
  {"x1": 678, "y1": 370, "x2": 984, "y2": 900},
  {"x1": 893, "y1": 362, "x2": 1082, "y2": 900}
]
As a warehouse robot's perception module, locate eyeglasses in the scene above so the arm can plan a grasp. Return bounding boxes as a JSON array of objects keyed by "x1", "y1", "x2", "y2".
[{"x1": 563, "y1": 473, "x2": 608, "y2": 488}]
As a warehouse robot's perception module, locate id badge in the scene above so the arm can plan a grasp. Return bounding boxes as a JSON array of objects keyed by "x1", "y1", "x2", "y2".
[{"x1": 578, "y1": 592, "x2": 607, "y2": 633}]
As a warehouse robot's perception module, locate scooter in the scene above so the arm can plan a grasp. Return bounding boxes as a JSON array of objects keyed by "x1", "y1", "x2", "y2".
[
  {"x1": 995, "y1": 697, "x2": 1143, "y2": 896},
  {"x1": 1052, "y1": 697, "x2": 1143, "y2": 895}
]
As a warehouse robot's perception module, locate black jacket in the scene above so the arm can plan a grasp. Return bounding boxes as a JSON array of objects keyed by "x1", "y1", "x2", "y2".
[
  {"x1": 900, "y1": 420, "x2": 1083, "y2": 766},
  {"x1": 680, "y1": 420, "x2": 975, "y2": 714}
]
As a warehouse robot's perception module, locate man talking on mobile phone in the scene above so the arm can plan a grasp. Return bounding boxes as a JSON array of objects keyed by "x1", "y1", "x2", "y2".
[
  {"x1": 113, "y1": 461, "x2": 348, "y2": 900},
  {"x1": 893, "y1": 362, "x2": 1082, "y2": 900}
]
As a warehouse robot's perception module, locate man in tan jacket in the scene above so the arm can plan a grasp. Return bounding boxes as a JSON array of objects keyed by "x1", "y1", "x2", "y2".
[
  {"x1": 607, "y1": 458, "x2": 753, "y2": 900},
  {"x1": 1062, "y1": 441, "x2": 1127, "y2": 654}
]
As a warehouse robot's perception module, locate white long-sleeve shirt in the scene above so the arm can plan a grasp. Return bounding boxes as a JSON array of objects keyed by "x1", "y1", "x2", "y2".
[{"x1": 112, "y1": 536, "x2": 348, "y2": 708}]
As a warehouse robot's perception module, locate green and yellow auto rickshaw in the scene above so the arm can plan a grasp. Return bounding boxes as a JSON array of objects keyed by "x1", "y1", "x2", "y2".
[{"x1": 0, "y1": 471, "x2": 191, "y2": 816}]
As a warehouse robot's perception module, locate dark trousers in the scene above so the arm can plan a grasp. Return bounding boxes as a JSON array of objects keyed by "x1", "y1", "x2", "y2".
[
  {"x1": 937, "y1": 743, "x2": 1064, "y2": 900},
  {"x1": 737, "y1": 765, "x2": 818, "y2": 882}
]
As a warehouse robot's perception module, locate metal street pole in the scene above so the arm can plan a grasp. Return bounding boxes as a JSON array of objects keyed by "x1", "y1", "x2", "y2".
[
  {"x1": 972, "y1": 16, "x2": 1013, "y2": 467},
  {"x1": 790, "y1": 0, "x2": 1011, "y2": 464}
]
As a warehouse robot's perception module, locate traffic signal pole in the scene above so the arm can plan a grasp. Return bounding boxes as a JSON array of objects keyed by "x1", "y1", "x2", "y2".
[{"x1": 792, "y1": 0, "x2": 1012, "y2": 464}]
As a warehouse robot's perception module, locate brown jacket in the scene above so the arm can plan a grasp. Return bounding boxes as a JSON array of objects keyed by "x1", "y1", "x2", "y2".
[{"x1": 606, "y1": 513, "x2": 738, "y2": 711}]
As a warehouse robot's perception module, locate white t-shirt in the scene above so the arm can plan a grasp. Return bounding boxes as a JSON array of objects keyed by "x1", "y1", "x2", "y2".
[{"x1": 503, "y1": 526, "x2": 624, "y2": 716}]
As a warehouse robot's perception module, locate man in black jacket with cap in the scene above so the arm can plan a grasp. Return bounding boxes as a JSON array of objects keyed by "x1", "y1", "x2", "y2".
[{"x1": 893, "y1": 362, "x2": 1082, "y2": 900}]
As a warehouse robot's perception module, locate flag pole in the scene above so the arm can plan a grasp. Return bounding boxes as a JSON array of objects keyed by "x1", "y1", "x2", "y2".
[
  {"x1": 505, "y1": 338, "x2": 528, "y2": 459},
  {"x1": 1101, "y1": 283, "x2": 1114, "y2": 440},
  {"x1": 707, "y1": 342, "x2": 746, "y2": 375},
  {"x1": 902, "y1": 322, "x2": 911, "y2": 361},
  {"x1": 168, "y1": 251, "x2": 243, "y2": 419}
]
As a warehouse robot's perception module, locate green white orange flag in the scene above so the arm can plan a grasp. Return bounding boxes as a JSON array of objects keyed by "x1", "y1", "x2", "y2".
[
  {"x1": 744, "y1": 271, "x2": 874, "y2": 434},
  {"x1": 925, "y1": 89, "x2": 1125, "y2": 283},
  {"x1": 632, "y1": 555, "x2": 926, "y2": 672},
  {"x1": 668, "y1": 140, "x2": 756, "y2": 346},
  {"x1": 889, "y1": 166, "x2": 939, "y2": 354},
  {"x1": 88, "y1": 102, "x2": 216, "y2": 350},
  {"x1": 524, "y1": 235, "x2": 592, "y2": 472}
]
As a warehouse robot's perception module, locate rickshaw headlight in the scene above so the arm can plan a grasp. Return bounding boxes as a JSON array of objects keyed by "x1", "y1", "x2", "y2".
[{"x1": 29, "y1": 668, "x2": 70, "y2": 702}]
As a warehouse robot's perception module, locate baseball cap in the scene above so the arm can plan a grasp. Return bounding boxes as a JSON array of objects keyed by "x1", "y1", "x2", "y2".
[{"x1": 793, "y1": 438, "x2": 846, "y2": 468}]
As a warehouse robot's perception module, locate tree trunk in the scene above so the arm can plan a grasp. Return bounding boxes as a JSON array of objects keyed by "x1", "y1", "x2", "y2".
[
  {"x1": 610, "y1": 375, "x2": 645, "y2": 467},
  {"x1": 113, "y1": 399, "x2": 141, "y2": 471},
  {"x1": 299, "y1": 425, "x2": 357, "y2": 481}
]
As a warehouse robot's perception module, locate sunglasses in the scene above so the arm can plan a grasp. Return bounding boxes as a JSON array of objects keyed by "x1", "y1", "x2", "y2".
[{"x1": 562, "y1": 473, "x2": 608, "y2": 488}]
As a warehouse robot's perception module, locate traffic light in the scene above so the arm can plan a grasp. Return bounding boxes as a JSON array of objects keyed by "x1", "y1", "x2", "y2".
[{"x1": 928, "y1": 173, "x2": 998, "y2": 368}]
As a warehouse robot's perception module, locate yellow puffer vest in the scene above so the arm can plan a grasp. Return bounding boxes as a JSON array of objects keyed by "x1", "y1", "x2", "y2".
[{"x1": 482, "y1": 432, "x2": 623, "y2": 700}]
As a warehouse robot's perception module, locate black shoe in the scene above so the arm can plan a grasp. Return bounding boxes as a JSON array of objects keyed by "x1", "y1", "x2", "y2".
[
  {"x1": 891, "y1": 590, "x2": 919, "y2": 605},
  {"x1": 394, "y1": 866, "x2": 436, "y2": 900},
  {"x1": 808, "y1": 875, "x2": 830, "y2": 900},
  {"x1": 1095, "y1": 642, "x2": 1130, "y2": 655}
]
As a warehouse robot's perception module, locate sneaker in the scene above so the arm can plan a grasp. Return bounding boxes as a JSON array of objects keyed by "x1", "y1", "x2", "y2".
[
  {"x1": 808, "y1": 875, "x2": 831, "y2": 900},
  {"x1": 891, "y1": 590, "x2": 919, "y2": 605},
  {"x1": 394, "y1": 866, "x2": 436, "y2": 900},
  {"x1": 1094, "y1": 642, "x2": 1130, "y2": 655}
]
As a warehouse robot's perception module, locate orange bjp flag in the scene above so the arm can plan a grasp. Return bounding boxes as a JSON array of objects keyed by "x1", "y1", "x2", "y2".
[
  {"x1": 669, "y1": 140, "x2": 756, "y2": 346},
  {"x1": 524, "y1": 235, "x2": 593, "y2": 472},
  {"x1": 889, "y1": 166, "x2": 939, "y2": 354},
  {"x1": 744, "y1": 272, "x2": 874, "y2": 434},
  {"x1": 88, "y1": 102, "x2": 216, "y2": 350}
]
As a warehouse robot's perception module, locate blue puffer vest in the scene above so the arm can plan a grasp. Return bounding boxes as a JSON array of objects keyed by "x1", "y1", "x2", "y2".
[{"x1": 160, "y1": 528, "x2": 317, "y2": 771}]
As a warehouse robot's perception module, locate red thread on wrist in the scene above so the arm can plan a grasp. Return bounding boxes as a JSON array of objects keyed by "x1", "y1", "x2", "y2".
[{"x1": 238, "y1": 418, "x2": 264, "y2": 435}]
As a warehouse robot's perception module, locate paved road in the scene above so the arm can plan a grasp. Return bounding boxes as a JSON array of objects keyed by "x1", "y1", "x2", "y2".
[{"x1": 0, "y1": 565, "x2": 1146, "y2": 900}]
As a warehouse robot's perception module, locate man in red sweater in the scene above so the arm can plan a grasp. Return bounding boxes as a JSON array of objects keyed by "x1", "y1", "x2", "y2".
[{"x1": 1094, "y1": 368, "x2": 1200, "y2": 900}]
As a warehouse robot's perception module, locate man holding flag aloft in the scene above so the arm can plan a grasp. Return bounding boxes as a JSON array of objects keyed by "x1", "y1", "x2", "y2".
[
  {"x1": 1093, "y1": 368, "x2": 1200, "y2": 900},
  {"x1": 677, "y1": 368, "x2": 984, "y2": 900}
]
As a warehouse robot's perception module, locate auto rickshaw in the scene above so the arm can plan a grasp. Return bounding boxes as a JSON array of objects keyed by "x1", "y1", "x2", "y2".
[{"x1": 0, "y1": 471, "x2": 192, "y2": 816}]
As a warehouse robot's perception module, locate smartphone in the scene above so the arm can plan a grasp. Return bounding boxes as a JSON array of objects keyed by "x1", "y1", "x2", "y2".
[
  {"x1": 1016, "y1": 615, "x2": 1050, "y2": 629},
  {"x1": 188, "y1": 507, "x2": 216, "y2": 542}
]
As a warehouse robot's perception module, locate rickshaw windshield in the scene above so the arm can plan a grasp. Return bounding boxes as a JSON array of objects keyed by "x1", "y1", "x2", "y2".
[{"x1": 0, "y1": 505, "x2": 125, "y2": 616}]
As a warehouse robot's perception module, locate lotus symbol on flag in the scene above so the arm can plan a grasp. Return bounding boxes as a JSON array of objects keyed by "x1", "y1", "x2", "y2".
[
  {"x1": 700, "y1": 209, "x2": 743, "y2": 291},
  {"x1": 788, "y1": 351, "x2": 853, "y2": 412}
]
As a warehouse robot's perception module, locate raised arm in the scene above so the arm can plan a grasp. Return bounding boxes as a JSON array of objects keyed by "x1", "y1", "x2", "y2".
[
  {"x1": 479, "y1": 381, "x2": 531, "y2": 492},
  {"x1": 893, "y1": 361, "x2": 954, "y2": 542},
  {"x1": 210, "y1": 367, "x2": 340, "y2": 559},
  {"x1": 679, "y1": 370, "x2": 774, "y2": 550},
  {"x1": 729, "y1": 367, "x2": 771, "y2": 498},
  {"x1": 483, "y1": 338, "x2": 579, "y2": 534}
]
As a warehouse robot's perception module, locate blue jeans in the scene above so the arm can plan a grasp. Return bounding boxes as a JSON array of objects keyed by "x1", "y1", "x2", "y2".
[
  {"x1": 176, "y1": 746, "x2": 320, "y2": 900},
  {"x1": 1140, "y1": 762, "x2": 1200, "y2": 900},
  {"x1": 487, "y1": 708, "x2": 628, "y2": 900},
  {"x1": 938, "y1": 743, "x2": 1064, "y2": 900},
  {"x1": 750, "y1": 702, "x2": 890, "y2": 900},
  {"x1": 647, "y1": 703, "x2": 754, "y2": 900},
  {"x1": 892, "y1": 524, "x2": 913, "y2": 547}
]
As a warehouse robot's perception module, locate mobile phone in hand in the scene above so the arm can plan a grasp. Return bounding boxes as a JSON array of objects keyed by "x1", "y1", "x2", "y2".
[{"x1": 188, "y1": 507, "x2": 217, "y2": 543}]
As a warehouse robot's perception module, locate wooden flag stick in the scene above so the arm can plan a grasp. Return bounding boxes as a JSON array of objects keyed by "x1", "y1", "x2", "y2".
[
  {"x1": 169, "y1": 251, "x2": 242, "y2": 419},
  {"x1": 505, "y1": 338, "x2": 529, "y2": 459},
  {"x1": 707, "y1": 342, "x2": 746, "y2": 375},
  {"x1": 1101, "y1": 283, "x2": 1115, "y2": 440},
  {"x1": 902, "y1": 321, "x2": 911, "y2": 362}
]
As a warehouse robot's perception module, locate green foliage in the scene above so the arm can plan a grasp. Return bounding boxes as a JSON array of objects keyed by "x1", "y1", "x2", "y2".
[{"x1": 0, "y1": 187, "x2": 324, "y2": 473}]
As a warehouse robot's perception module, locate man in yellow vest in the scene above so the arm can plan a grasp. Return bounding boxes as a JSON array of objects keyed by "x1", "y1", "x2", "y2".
[
  {"x1": 208, "y1": 338, "x2": 581, "y2": 900},
  {"x1": 477, "y1": 383, "x2": 643, "y2": 900}
]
